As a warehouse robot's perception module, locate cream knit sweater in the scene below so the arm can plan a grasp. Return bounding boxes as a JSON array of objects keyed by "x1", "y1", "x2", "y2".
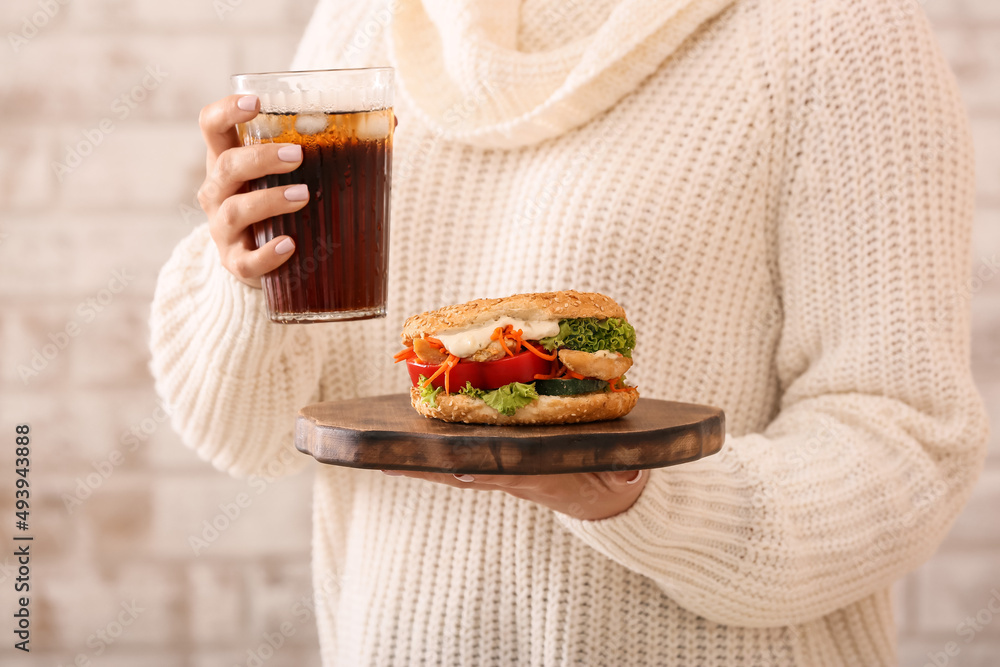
[{"x1": 150, "y1": 0, "x2": 989, "y2": 664}]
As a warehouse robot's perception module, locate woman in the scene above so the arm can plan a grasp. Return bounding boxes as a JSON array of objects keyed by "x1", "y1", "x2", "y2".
[{"x1": 150, "y1": 0, "x2": 988, "y2": 664}]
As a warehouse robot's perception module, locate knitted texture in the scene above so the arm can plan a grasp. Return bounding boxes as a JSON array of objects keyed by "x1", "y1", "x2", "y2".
[{"x1": 149, "y1": 0, "x2": 989, "y2": 664}]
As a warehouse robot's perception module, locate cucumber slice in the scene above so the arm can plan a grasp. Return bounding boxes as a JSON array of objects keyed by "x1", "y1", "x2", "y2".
[{"x1": 534, "y1": 378, "x2": 609, "y2": 396}]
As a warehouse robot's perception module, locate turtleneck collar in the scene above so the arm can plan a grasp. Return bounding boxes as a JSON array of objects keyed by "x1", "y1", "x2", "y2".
[{"x1": 388, "y1": 0, "x2": 738, "y2": 148}]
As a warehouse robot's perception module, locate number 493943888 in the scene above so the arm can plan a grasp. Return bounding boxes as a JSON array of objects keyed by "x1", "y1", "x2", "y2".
[{"x1": 15, "y1": 424, "x2": 29, "y2": 531}]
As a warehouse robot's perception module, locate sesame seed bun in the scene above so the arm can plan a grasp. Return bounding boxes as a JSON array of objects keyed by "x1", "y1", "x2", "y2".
[
  {"x1": 409, "y1": 386, "x2": 639, "y2": 425},
  {"x1": 401, "y1": 291, "x2": 626, "y2": 344}
]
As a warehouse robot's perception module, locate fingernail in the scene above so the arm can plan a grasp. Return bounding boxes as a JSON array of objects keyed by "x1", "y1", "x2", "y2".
[
  {"x1": 237, "y1": 95, "x2": 258, "y2": 111},
  {"x1": 454, "y1": 474, "x2": 475, "y2": 483},
  {"x1": 277, "y1": 144, "x2": 302, "y2": 162},
  {"x1": 625, "y1": 470, "x2": 643, "y2": 485},
  {"x1": 381, "y1": 470, "x2": 403, "y2": 477},
  {"x1": 274, "y1": 237, "x2": 295, "y2": 255},
  {"x1": 284, "y1": 184, "x2": 308, "y2": 201}
]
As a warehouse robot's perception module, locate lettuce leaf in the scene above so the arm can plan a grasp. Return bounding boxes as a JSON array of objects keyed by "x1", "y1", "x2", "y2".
[
  {"x1": 417, "y1": 375, "x2": 443, "y2": 408},
  {"x1": 458, "y1": 381, "x2": 485, "y2": 399},
  {"x1": 539, "y1": 318, "x2": 636, "y2": 357},
  {"x1": 459, "y1": 381, "x2": 538, "y2": 416}
]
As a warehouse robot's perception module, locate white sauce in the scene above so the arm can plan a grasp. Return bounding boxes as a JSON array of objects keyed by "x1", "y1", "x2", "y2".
[
  {"x1": 435, "y1": 318, "x2": 561, "y2": 358},
  {"x1": 592, "y1": 350, "x2": 621, "y2": 359}
]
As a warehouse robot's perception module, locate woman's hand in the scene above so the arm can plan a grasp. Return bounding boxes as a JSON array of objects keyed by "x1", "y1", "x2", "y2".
[
  {"x1": 381, "y1": 469, "x2": 648, "y2": 521},
  {"x1": 197, "y1": 94, "x2": 310, "y2": 288}
]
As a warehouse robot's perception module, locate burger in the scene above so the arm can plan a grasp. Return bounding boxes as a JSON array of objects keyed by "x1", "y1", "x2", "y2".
[{"x1": 393, "y1": 291, "x2": 639, "y2": 424}]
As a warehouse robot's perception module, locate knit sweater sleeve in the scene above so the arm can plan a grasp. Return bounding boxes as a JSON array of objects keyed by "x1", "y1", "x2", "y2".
[
  {"x1": 148, "y1": 224, "x2": 326, "y2": 478},
  {"x1": 554, "y1": 0, "x2": 989, "y2": 627}
]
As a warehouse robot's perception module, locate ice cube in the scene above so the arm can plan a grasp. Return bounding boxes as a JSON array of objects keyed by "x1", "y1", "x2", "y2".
[
  {"x1": 295, "y1": 113, "x2": 328, "y2": 135},
  {"x1": 355, "y1": 110, "x2": 391, "y2": 141},
  {"x1": 245, "y1": 114, "x2": 283, "y2": 140}
]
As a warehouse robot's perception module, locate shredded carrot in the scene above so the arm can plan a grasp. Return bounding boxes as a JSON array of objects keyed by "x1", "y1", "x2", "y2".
[
  {"x1": 608, "y1": 376, "x2": 631, "y2": 392},
  {"x1": 420, "y1": 355, "x2": 453, "y2": 388},
  {"x1": 564, "y1": 369, "x2": 586, "y2": 380},
  {"x1": 393, "y1": 348, "x2": 417, "y2": 363},
  {"x1": 491, "y1": 326, "x2": 517, "y2": 356},
  {"x1": 533, "y1": 357, "x2": 564, "y2": 380},
  {"x1": 424, "y1": 337, "x2": 445, "y2": 350},
  {"x1": 508, "y1": 328, "x2": 522, "y2": 354},
  {"x1": 444, "y1": 355, "x2": 459, "y2": 394},
  {"x1": 519, "y1": 338, "x2": 557, "y2": 361},
  {"x1": 419, "y1": 354, "x2": 459, "y2": 393}
]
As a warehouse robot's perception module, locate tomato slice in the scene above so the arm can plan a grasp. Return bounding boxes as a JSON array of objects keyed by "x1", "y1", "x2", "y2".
[{"x1": 407, "y1": 350, "x2": 552, "y2": 391}]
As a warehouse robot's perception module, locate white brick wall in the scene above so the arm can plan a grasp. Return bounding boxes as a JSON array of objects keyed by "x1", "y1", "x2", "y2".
[
  {"x1": 897, "y1": 3, "x2": 1000, "y2": 653},
  {"x1": 0, "y1": 1, "x2": 996, "y2": 665}
]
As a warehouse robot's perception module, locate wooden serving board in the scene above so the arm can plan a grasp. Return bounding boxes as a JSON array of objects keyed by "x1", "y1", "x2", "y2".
[{"x1": 295, "y1": 394, "x2": 725, "y2": 475}]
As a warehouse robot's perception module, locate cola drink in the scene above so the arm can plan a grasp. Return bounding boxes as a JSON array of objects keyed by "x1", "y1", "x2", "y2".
[{"x1": 232, "y1": 68, "x2": 394, "y2": 323}]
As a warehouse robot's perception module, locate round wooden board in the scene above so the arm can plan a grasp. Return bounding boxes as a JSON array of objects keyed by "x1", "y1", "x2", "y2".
[{"x1": 295, "y1": 394, "x2": 725, "y2": 475}]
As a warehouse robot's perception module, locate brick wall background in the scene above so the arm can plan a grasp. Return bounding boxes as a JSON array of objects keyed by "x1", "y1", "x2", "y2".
[{"x1": 0, "y1": 1, "x2": 996, "y2": 665}]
